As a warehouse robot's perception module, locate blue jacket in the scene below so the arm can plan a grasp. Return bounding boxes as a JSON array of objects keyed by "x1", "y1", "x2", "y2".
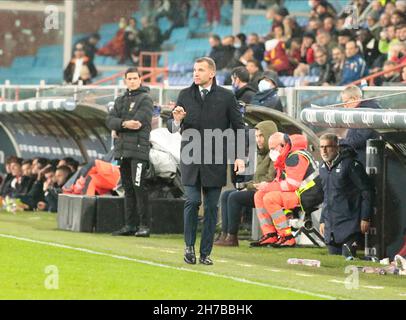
[
  {"x1": 250, "y1": 88, "x2": 283, "y2": 112},
  {"x1": 339, "y1": 54, "x2": 368, "y2": 85},
  {"x1": 340, "y1": 99, "x2": 380, "y2": 166},
  {"x1": 320, "y1": 147, "x2": 373, "y2": 244}
]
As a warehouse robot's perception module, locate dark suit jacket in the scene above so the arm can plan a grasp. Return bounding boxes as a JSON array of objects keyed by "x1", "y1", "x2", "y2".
[{"x1": 167, "y1": 79, "x2": 245, "y2": 187}]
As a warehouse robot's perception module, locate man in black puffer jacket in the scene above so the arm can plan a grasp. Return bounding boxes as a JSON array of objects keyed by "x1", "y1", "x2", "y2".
[{"x1": 106, "y1": 67, "x2": 153, "y2": 237}]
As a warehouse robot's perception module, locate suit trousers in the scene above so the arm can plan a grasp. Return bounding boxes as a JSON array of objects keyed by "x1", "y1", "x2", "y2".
[{"x1": 184, "y1": 180, "x2": 222, "y2": 257}]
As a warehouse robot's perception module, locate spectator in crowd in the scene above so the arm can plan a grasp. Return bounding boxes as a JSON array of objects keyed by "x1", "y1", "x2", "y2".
[
  {"x1": 246, "y1": 59, "x2": 264, "y2": 90},
  {"x1": 234, "y1": 33, "x2": 248, "y2": 59},
  {"x1": 251, "y1": 132, "x2": 315, "y2": 248},
  {"x1": 251, "y1": 71, "x2": 283, "y2": 112},
  {"x1": 337, "y1": 29, "x2": 353, "y2": 48},
  {"x1": 338, "y1": 40, "x2": 368, "y2": 85},
  {"x1": 106, "y1": 68, "x2": 154, "y2": 238},
  {"x1": 300, "y1": 32, "x2": 316, "y2": 65},
  {"x1": 306, "y1": 17, "x2": 322, "y2": 34},
  {"x1": 356, "y1": 28, "x2": 384, "y2": 71},
  {"x1": 139, "y1": 16, "x2": 164, "y2": 52},
  {"x1": 167, "y1": 57, "x2": 246, "y2": 265},
  {"x1": 221, "y1": 35, "x2": 237, "y2": 67},
  {"x1": 375, "y1": 60, "x2": 401, "y2": 85},
  {"x1": 37, "y1": 166, "x2": 71, "y2": 213},
  {"x1": 379, "y1": 25, "x2": 398, "y2": 55},
  {"x1": 231, "y1": 66, "x2": 257, "y2": 104},
  {"x1": 316, "y1": 30, "x2": 337, "y2": 55},
  {"x1": 271, "y1": 6, "x2": 289, "y2": 32},
  {"x1": 331, "y1": 46, "x2": 345, "y2": 84},
  {"x1": 247, "y1": 33, "x2": 265, "y2": 62},
  {"x1": 201, "y1": 0, "x2": 221, "y2": 28},
  {"x1": 319, "y1": 133, "x2": 372, "y2": 257},
  {"x1": 264, "y1": 38, "x2": 294, "y2": 76},
  {"x1": 75, "y1": 33, "x2": 100, "y2": 63},
  {"x1": 309, "y1": 0, "x2": 336, "y2": 19},
  {"x1": 21, "y1": 162, "x2": 51, "y2": 210},
  {"x1": 283, "y1": 16, "x2": 303, "y2": 39},
  {"x1": 304, "y1": 47, "x2": 335, "y2": 85},
  {"x1": 64, "y1": 43, "x2": 98, "y2": 85},
  {"x1": 124, "y1": 18, "x2": 141, "y2": 65},
  {"x1": 209, "y1": 34, "x2": 228, "y2": 70},
  {"x1": 97, "y1": 17, "x2": 127, "y2": 63},
  {"x1": 226, "y1": 47, "x2": 255, "y2": 72},
  {"x1": 215, "y1": 120, "x2": 277, "y2": 247},
  {"x1": 340, "y1": 85, "x2": 380, "y2": 166}
]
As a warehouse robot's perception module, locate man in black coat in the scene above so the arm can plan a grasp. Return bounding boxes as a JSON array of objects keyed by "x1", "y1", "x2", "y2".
[
  {"x1": 167, "y1": 57, "x2": 246, "y2": 265},
  {"x1": 340, "y1": 85, "x2": 381, "y2": 166},
  {"x1": 106, "y1": 68, "x2": 154, "y2": 237},
  {"x1": 231, "y1": 66, "x2": 257, "y2": 104},
  {"x1": 319, "y1": 133, "x2": 372, "y2": 257}
]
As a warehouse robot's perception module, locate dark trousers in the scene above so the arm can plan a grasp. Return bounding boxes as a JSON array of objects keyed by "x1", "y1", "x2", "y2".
[
  {"x1": 220, "y1": 189, "x2": 255, "y2": 234},
  {"x1": 119, "y1": 158, "x2": 149, "y2": 229},
  {"x1": 184, "y1": 181, "x2": 222, "y2": 258},
  {"x1": 328, "y1": 233, "x2": 359, "y2": 256}
]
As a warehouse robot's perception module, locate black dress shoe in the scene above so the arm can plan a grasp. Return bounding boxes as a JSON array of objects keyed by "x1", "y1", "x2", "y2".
[
  {"x1": 135, "y1": 226, "x2": 150, "y2": 237},
  {"x1": 184, "y1": 246, "x2": 196, "y2": 264},
  {"x1": 199, "y1": 256, "x2": 213, "y2": 265},
  {"x1": 112, "y1": 226, "x2": 137, "y2": 236}
]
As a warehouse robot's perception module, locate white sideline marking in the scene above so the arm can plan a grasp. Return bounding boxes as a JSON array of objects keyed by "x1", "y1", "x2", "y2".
[
  {"x1": 295, "y1": 273, "x2": 314, "y2": 278},
  {"x1": 399, "y1": 293, "x2": 406, "y2": 297},
  {"x1": 0, "y1": 233, "x2": 337, "y2": 300},
  {"x1": 216, "y1": 259, "x2": 228, "y2": 263},
  {"x1": 265, "y1": 268, "x2": 283, "y2": 273},
  {"x1": 237, "y1": 263, "x2": 254, "y2": 267},
  {"x1": 362, "y1": 286, "x2": 384, "y2": 290},
  {"x1": 159, "y1": 249, "x2": 177, "y2": 254},
  {"x1": 329, "y1": 279, "x2": 346, "y2": 284}
]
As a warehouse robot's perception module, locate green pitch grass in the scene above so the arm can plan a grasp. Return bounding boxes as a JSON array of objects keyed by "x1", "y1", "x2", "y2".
[{"x1": 0, "y1": 211, "x2": 405, "y2": 300}]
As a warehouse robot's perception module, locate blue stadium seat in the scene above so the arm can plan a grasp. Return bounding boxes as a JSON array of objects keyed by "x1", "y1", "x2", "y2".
[{"x1": 11, "y1": 56, "x2": 35, "y2": 68}]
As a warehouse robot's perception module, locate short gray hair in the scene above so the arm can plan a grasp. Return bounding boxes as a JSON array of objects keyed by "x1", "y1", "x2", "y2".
[
  {"x1": 341, "y1": 85, "x2": 362, "y2": 99},
  {"x1": 320, "y1": 133, "x2": 338, "y2": 145},
  {"x1": 195, "y1": 57, "x2": 217, "y2": 71}
]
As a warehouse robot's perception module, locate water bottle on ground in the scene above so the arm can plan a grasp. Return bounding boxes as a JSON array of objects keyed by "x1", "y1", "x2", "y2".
[{"x1": 287, "y1": 258, "x2": 321, "y2": 267}]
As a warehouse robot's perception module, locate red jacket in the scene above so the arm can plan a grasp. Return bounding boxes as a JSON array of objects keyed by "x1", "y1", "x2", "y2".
[{"x1": 264, "y1": 40, "x2": 293, "y2": 75}]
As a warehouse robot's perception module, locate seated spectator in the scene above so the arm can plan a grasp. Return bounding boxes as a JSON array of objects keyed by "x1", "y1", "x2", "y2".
[
  {"x1": 283, "y1": 16, "x2": 303, "y2": 39},
  {"x1": 37, "y1": 166, "x2": 71, "y2": 213},
  {"x1": 331, "y1": 46, "x2": 345, "y2": 84},
  {"x1": 356, "y1": 28, "x2": 384, "y2": 71},
  {"x1": 97, "y1": 17, "x2": 127, "y2": 63},
  {"x1": 264, "y1": 39, "x2": 294, "y2": 76},
  {"x1": 58, "y1": 157, "x2": 79, "y2": 175},
  {"x1": 337, "y1": 29, "x2": 353, "y2": 49},
  {"x1": 376, "y1": 60, "x2": 401, "y2": 85},
  {"x1": 316, "y1": 30, "x2": 337, "y2": 55},
  {"x1": 304, "y1": 47, "x2": 335, "y2": 86},
  {"x1": 214, "y1": 120, "x2": 278, "y2": 246},
  {"x1": 139, "y1": 17, "x2": 164, "y2": 52},
  {"x1": 340, "y1": 85, "x2": 381, "y2": 166},
  {"x1": 20, "y1": 161, "x2": 51, "y2": 210},
  {"x1": 246, "y1": 59, "x2": 263, "y2": 90},
  {"x1": 209, "y1": 34, "x2": 227, "y2": 70},
  {"x1": 231, "y1": 66, "x2": 257, "y2": 104},
  {"x1": 251, "y1": 71, "x2": 283, "y2": 112},
  {"x1": 64, "y1": 43, "x2": 98, "y2": 85},
  {"x1": 338, "y1": 40, "x2": 368, "y2": 86},
  {"x1": 367, "y1": 11, "x2": 381, "y2": 40},
  {"x1": 75, "y1": 33, "x2": 100, "y2": 63},
  {"x1": 2, "y1": 158, "x2": 33, "y2": 198},
  {"x1": 379, "y1": 25, "x2": 398, "y2": 55},
  {"x1": 221, "y1": 35, "x2": 237, "y2": 67},
  {"x1": 300, "y1": 32, "x2": 316, "y2": 65},
  {"x1": 247, "y1": 33, "x2": 265, "y2": 63},
  {"x1": 124, "y1": 18, "x2": 141, "y2": 65},
  {"x1": 0, "y1": 156, "x2": 19, "y2": 197},
  {"x1": 234, "y1": 33, "x2": 248, "y2": 60},
  {"x1": 270, "y1": 6, "x2": 289, "y2": 33}
]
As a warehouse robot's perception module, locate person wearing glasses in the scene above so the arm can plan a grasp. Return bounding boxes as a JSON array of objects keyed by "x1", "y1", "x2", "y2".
[
  {"x1": 63, "y1": 43, "x2": 98, "y2": 85},
  {"x1": 319, "y1": 133, "x2": 372, "y2": 257}
]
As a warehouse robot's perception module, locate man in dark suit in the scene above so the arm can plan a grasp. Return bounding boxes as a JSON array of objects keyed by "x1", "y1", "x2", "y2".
[{"x1": 167, "y1": 57, "x2": 246, "y2": 265}]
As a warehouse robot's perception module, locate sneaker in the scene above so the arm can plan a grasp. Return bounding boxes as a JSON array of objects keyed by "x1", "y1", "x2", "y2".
[
  {"x1": 199, "y1": 255, "x2": 213, "y2": 265},
  {"x1": 184, "y1": 246, "x2": 196, "y2": 265},
  {"x1": 272, "y1": 235, "x2": 296, "y2": 248},
  {"x1": 135, "y1": 226, "x2": 150, "y2": 238},
  {"x1": 112, "y1": 225, "x2": 137, "y2": 236},
  {"x1": 250, "y1": 233, "x2": 278, "y2": 247},
  {"x1": 394, "y1": 255, "x2": 406, "y2": 271}
]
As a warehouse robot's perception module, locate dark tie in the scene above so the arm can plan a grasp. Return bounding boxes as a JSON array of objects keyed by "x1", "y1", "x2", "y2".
[{"x1": 201, "y1": 89, "x2": 209, "y2": 100}]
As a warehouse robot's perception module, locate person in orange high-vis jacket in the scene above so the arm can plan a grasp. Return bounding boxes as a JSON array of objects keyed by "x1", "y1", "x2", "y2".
[{"x1": 251, "y1": 132, "x2": 311, "y2": 248}]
